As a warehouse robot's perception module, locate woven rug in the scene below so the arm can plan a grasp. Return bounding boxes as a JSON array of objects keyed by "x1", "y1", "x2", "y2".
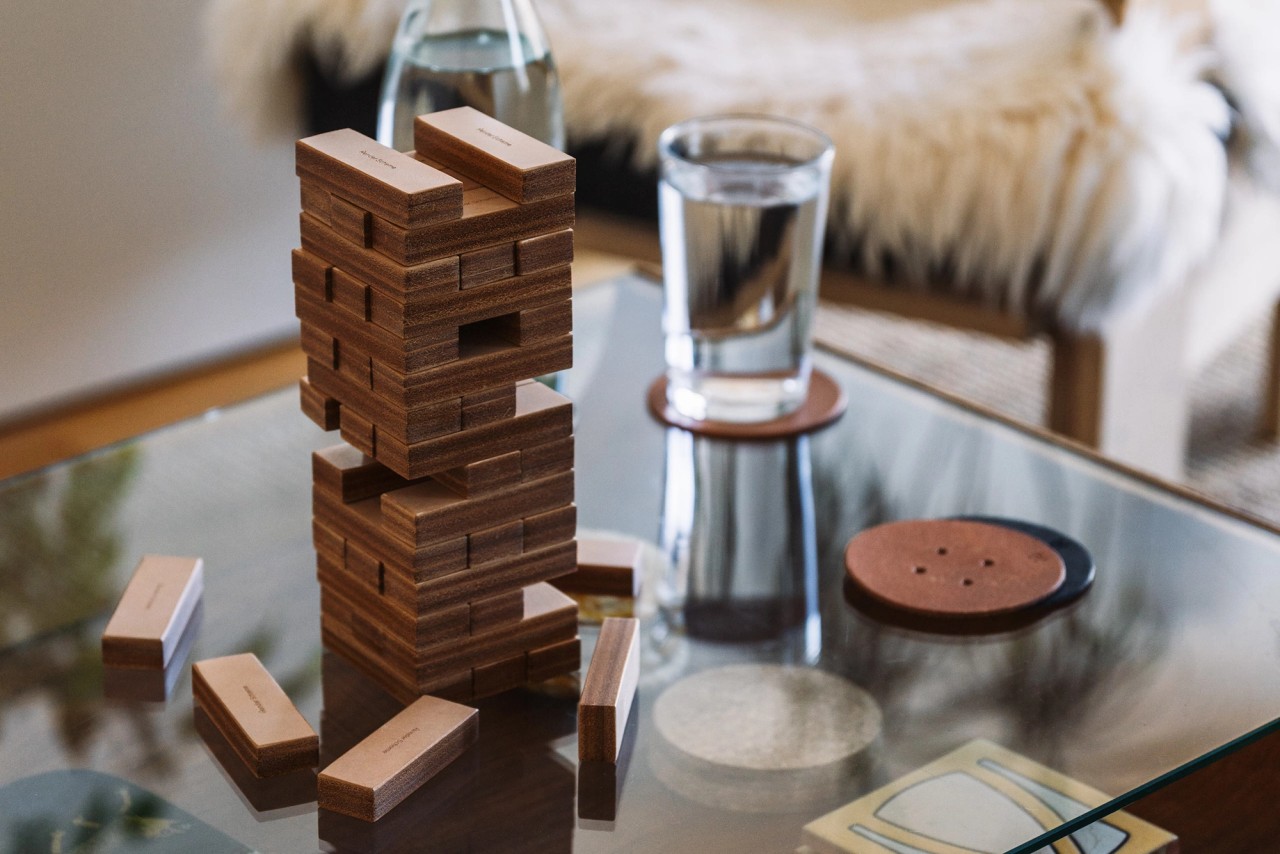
[{"x1": 812, "y1": 303, "x2": 1280, "y2": 527}]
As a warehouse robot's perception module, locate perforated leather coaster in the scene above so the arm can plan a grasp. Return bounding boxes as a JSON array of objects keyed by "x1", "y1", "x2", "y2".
[
  {"x1": 646, "y1": 368, "x2": 847, "y2": 439},
  {"x1": 844, "y1": 519, "x2": 1066, "y2": 618}
]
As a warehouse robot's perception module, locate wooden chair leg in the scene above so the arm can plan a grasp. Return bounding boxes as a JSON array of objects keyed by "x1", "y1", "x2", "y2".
[
  {"x1": 1262, "y1": 301, "x2": 1280, "y2": 440},
  {"x1": 1047, "y1": 290, "x2": 1191, "y2": 480}
]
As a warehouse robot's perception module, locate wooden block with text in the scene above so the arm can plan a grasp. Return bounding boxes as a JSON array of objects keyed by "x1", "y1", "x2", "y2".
[
  {"x1": 102, "y1": 555, "x2": 204, "y2": 669},
  {"x1": 192, "y1": 653, "x2": 319, "y2": 777},
  {"x1": 318, "y1": 695, "x2": 478, "y2": 821}
]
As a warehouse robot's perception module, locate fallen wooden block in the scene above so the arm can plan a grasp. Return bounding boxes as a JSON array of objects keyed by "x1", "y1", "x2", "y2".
[
  {"x1": 101, "y1": 555, "x2": 204, "y2": 669},
  {"x1": 578, "y1": 617, "x2": 640, "y2": 763},
  {"x1": 192, "y1": 652, "x2": 319, "y2": 777},
  {"x1": 296, "y1": 129, "x2": 463, "y2": 227},
  {"x1": 414, "y1": 107, "x2": 575, "y2": 204},
  {"x1": 318, "y1": 695, "x2": 478, "y2": 821},
  {"x1": 553, "y1": 538, "x2": 643, "y2": 598}
]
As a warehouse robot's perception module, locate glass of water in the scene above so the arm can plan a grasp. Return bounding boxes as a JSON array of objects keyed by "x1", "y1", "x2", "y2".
[{"x1": 658, "y1": 115, "x2": 834, "y2": 423}]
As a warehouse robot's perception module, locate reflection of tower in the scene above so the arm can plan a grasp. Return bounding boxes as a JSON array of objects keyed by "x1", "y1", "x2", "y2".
[{"x1": 293, "y1": 107, "x2": 580, "y2": 704}]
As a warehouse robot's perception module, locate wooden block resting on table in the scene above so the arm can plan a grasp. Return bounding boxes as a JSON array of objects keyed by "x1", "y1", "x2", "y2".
[
  {"x1": 101, "y1": 554, "x2": 204, "y2": 669},
  {"x1": 553, "y1": 538, "x2": 643, "y2": 599},
  {"x1": 413, "y1": 107, "x2": 575, "y2": 204},
  {"x1": 318, "y1": 695, "x2": 478, "y2": 821},
  {"x1": 296, "y1": 129, "x2": 463, "y2": 227},
  {"x1": 192, "y1": 652, "x2": 319, "y2": 777},
  {"x1": 579, "y1": 617, "x2": 640, "y2": 763}
]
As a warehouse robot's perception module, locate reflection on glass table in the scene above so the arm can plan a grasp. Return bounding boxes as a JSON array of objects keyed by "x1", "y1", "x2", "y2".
[{"x1": 0, "y1": 275, "x2": 1277, "y2": 852}]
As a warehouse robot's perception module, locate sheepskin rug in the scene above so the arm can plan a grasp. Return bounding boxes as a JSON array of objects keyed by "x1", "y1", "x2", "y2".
[{"x1": 206, "y1": 0, "x2": 1279, "y2": 331}]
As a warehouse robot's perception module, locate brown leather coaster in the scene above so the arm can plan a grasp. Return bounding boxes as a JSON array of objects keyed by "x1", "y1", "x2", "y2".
[
  {"x1": 844, "y1": 519, "x2": 1066, "y2": 618},
  {"x1": 646, "y1": 368, "x2": 847, "y2": 439}
]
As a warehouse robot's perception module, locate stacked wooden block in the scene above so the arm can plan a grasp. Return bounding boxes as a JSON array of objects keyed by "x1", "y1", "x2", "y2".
[{"x1": 293, "y1": 107, "x2": 581, "y2": 706}]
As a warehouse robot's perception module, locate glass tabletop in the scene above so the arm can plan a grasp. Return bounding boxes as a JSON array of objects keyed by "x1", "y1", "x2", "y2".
[{"x1": 1, "y1": 274, "x2": 1278, "y2": 853}]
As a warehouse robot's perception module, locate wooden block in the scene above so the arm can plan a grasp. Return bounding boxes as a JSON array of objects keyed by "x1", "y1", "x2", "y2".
[
  {"x1": 369, "y1": 380, "x2": 574, "y2": 480},
  {"x1": 322, "y1": 624, "x2": 473, "y2": 706},
  {"x1": 314, "y1": 443, "x2": 422, "y2": 505},
  {"x1": 317, "y1": 695, "x2": 478, "y2": 822},
  {"x1": 522, "y1": 503, "x2": 577, "y2": 552},
  {"x1": 329, "y1": 193, "x2": 373, "y2": 248},
  {"x1": 553, "y1": 538, "x2": 643, "y2": 599},
  {"x1": 383, "y1": 540, "x2": 577, "y2": 614},
  {"x1": 434, "y1": 450, "x2": 522, "y2": 498},
  {"x1": 336, "y1": 341, "x2": 373, "y2": 390},
  {"x1": 370, "y1": 334, "x2": 572, "y2": 409},
  {"x1": 310, "y1": 362, "x2": 464, "y2": 446},
  {"x1": 461, "y1": 383, "x2": 517, "y2": 428},
  {"x1": 331, "y1": 269, "x2": 371, "y2": 322},
  {"x1": 381, "y1": 470, "x2": 573, "y2": 549},
  {"x1": 102, "y1": 555, "x2": 204, "y2": 669},
  {"x1": 515, "y1": 229, "x2": 573, "y2": 275},
  {"x1": 366, "y1": 264, "x2": 571, "y2": 340},
  {"x1": 468, "y1": 520, "x2": 524, "y2": 568},
  {"x1": 292, "y1": 248, "x2": 333, "y2": 298},
  {"x1": 300, "y1": 212, "x2": 459, "y2": 299},
  {"x1": 298, "y1": 293, "x2": 461, "y2": 377},
  {"x1": 313, "y1": 517, "x2": 346, "y2": 564},
  {"x1": 300, "y1": 324, "x2": 338, "y2": 370},
  {"x1": 192, "y1": 652, "x2": 319, "y2": 777},
  {"x1": 469, "y1": 589, "x2": 525, "y2": 635},
  {"x1": 319, "y1": 574, "x2": 470, "y2": 651},
  {"x1": 339, "y1": 407, "x2": 377, "y2": 457},
  {"x1": 332, "y1": 579, "x2": 577, "y2": 679},
  {"x1": 527, "y1": 636, "x2": 581, "y2": 682},
  {"x1": 300, "y1": 181, "x2": 332, "y2": 222},
  {"x1": 490, "y1": 299, "x2": 573, "y2": 347},
  {"x1": 344, "y1": 541, "x2": 382, "y2": 590},
  {"x1": 413, "y1": 107, "x2": 575, "y2": 203},
  {"x1": 300, "y1": 376, "x2": 341, "y2": 431},
  {"x1": 521, "y1": 435, "x2": 574, "y2": 482},
  {"x1": 367, "y1": 191, "x2": 575, "y2": 267},
  {"x1": 459, "y1": 243, "x2": 516, "y2": 289},
  {"x1": 296, "y1": 129, "x2": 463, "y2": 227},
  {"x1": 472, "y1": 653, "x2": 527, "y2": 699},
  {"x1": 578, "y1": 617, "x2": 640, "y2": 763},
  {"x1": 313, "y1": 492, "x2": 470, "y2": 584}
]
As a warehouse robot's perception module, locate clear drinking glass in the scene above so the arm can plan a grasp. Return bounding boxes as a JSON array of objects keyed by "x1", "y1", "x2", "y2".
[
  {"x1": 376, "y1": 0, "x2": 565, "y2": 151},
  {"x1": 659, "y1": 115, "x2": 834, "y2": 423}
]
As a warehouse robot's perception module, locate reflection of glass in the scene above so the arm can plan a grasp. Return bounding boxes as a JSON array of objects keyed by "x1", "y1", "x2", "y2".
[{"x1": 658, "y1": 429, "x2": 819, "y2": 660}]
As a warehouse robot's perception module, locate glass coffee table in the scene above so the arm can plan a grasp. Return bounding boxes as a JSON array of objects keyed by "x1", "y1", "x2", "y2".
[{"x1": 1, "y1": 273, "x2": 1278, "y2": 852}]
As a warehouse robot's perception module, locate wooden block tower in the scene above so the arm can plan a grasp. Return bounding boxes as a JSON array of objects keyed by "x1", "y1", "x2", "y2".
[{"x1": 292, "y1": 107, "x2": 580, "y2": 705}]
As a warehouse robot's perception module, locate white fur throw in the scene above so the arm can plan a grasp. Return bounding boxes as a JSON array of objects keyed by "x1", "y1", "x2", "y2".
[{"x1": 206, "y1": 0, "x2": 1278, "y2": 331}]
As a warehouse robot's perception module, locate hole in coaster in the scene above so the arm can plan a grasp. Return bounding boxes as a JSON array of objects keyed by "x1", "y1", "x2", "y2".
[
  {"x1": 936, "y1": 547, "x2": 948, "y2": 555},
  {"x1": 459, "y1": 312, "x2": 522, "y2": 358},
  {"x1": 962, "y1": 578, "x2": 974, "y2": 587},
  {"x1": 913, "y1": 566, "x2": 927, "y2": 574}
]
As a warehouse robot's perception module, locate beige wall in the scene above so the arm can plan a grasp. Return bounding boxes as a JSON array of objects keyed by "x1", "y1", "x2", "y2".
[{"x1": 0, "y1": 1, "x2": 301, "y2": 419}]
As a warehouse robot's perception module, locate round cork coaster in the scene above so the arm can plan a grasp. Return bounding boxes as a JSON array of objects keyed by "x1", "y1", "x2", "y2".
[
  {"x1": 645, "y1": 368, "x2": 847, "y2": 439},
  {"x1": 844, "y1": 519, "x2": 1066, "y2": 618},
  {"x1": 653, "y1": 664, "x2": 881, "y2": 771}
]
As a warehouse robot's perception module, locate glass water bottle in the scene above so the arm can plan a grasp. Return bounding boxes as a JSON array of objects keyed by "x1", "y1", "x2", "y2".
[{"x1": 376, "y1": 0, "x2": 565, "y2": 152}]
